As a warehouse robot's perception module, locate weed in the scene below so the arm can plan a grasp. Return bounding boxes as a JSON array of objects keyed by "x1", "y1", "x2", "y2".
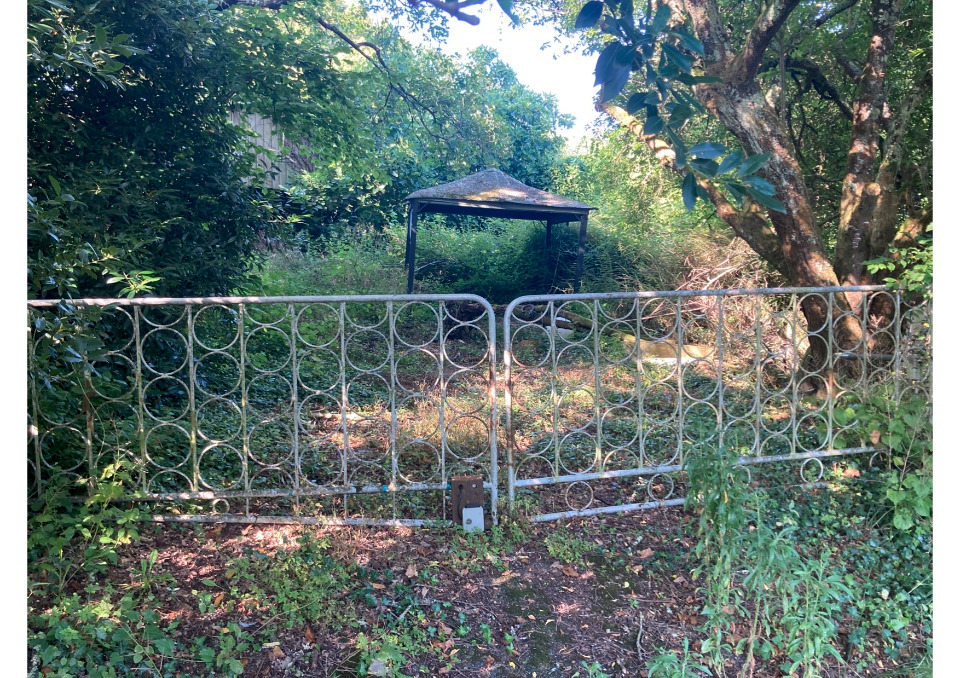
[{"x1": 544, "y1": 521, "x2": 596, "y2": 567}]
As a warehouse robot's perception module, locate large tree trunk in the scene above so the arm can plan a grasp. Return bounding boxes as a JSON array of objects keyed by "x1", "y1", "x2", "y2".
[{"x1": 681, "y1": 0, "x2": 866, "y2": 382}]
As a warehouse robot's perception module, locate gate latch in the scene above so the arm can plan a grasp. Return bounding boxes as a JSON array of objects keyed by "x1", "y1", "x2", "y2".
[{"x1": 451, "y1": 475, "x2": 484, "y2": 533}]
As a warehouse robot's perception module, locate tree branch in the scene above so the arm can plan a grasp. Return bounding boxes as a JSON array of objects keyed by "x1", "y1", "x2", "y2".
[
  {"x1": 598, "y1": 101, "x2": 788, "y2": 275},
  {"x1": 737, "y1": 0, "x2": 802, "y2": 79},
  {"x1": 786, "y1": 57, "x2": 854, "y2": 120},
  {"x1": 217, "y1": 0, "x2": 287, "y2": 8},
  {"x1": 813, "y1": 0, "x2": 860, "y2": 28},
  {"x1": 419, "y1": 0, "x2": 485, "y2": 25},
  {"x1": 682, "y1": 0, "x2": 734, "y2": 69}
]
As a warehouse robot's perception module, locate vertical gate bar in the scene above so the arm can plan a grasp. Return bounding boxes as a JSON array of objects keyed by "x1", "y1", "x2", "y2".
[
  {"x1": 592, "y1": 299, "x2": 603, "y2": 472},
  {"x1": 133, "y1": 307, "x2": 147, "y2": 493},
  {"x1": 825, "y1": 293, "x2": 836, "y2": 453},
  {"x1": 438, "y1": 301, "x2": 448, "y2": 521},
  {"x1": 289, "y1": 302, "x2": 300, "y2": 514},
  {"x1": 239, "y1": 303, "x2": 250, "y2": 517},
  {"x1": 27, "y1": 311, "x2": 43, "y2": 495},
  {"x1": 550, "y1": 302, "x2": 560, "y2": 479},
  {"x1": 339, "y1": 302, "x2": 349, "y2": 520},
  {"x1": 504, "y1": 302, "x2": 516, "y2": 513},
  {"x1": 387, "y1": 300, "x2": 397, "y2": 521},
  {"x1": 715, "y1": 296, "x2": 725, "y2": 449},
  {"x1": 753, "y1": 295, "x2": 764, "y2": 457},
  {"x1": 186, "y1": 306, "x2": 198, "y2": 491},
  {"x1": 633, "y1": 299, "x2": 644, "y2": 468},
  {"x1": 675, "y1": 296, "x2": 684, "y2": 468},
  {"x1": 486, "y1": 299, "x2": 499, "y2": 526},
  {"x1": 787, "y1": 294, "x2": 799, "y2": 455}
]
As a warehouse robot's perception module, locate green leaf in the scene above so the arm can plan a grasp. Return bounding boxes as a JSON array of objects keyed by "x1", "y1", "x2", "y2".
[
  {"x1": 745, "y1": 186, "x2": 786, "y2": 213},
  {"x1": 95, "y1": 25, "x2": 107, "y2": 49},
  {"x1": 643, "y1": 113, "x2": 663, "y2": 135},
  {"x1": 682, "y1": 171, "x2": 697, "y2": 210},
  {"x1": 661, "y1": 43, "x2": 692, "y2": 72},
  {"x1": 651, "y1": 3, "x2": 672, "y2": 33},
  {"x1": 716, "y1": 150, "x2": 743, "y2": 175},
  {"x1": 626, "y1": 93, "x2": 647, "y2": 114},
  {"x1": 668, "y1": 29, "x2": 705, "y2": 56},
  {"x1": 594, "y1": 41, "x2": 621, "y2": 86},
  {"x1": 689, "y1": 158, "x2": 719, "y2": 177},
  {"x1": 666, "y1": 103, "x2": 694, "y2": 125},
  {"x1": 688, "y1": 142, "x2": 726, "y2": 159},
  {"x1": 600, "y1": 65, "x2": 632, "y2": 102},
  {"x1": 676, "y1": 73, "x2": 723, "y2": 85},
  {"x1": 201, "y1": 579, "x2": 217, "y2": 587},
  {"x1": 892, "y1": 510, "x2": 914, "y2": 531},
  {"x1": 742, "y1": 175, "x2": 777, "y2": 195},
  {"x1": 737, "y1": 152, "x2": 771, "y2": 177},
  {"x1": 575, "y1": 2, "x2": 605, "y2": 30}
]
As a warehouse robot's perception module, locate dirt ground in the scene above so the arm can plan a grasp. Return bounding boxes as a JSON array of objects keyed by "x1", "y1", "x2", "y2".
[{"x1": 92, "y1": 502, "x2": 924, "y2": 678}]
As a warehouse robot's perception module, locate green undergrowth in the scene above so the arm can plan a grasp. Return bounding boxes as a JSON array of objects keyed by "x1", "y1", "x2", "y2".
[{"x1": 645, "y1": 447, "x2": 932, "y2": 678}]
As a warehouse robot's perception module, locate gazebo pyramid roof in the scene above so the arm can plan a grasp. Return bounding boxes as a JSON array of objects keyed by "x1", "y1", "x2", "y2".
[{"x1": 405, "y1": 168, "x2": 594, "y2": 216}]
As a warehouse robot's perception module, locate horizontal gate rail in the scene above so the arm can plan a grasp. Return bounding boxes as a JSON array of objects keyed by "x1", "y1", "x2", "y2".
[{"x1": 28, "y1": 294, "x2": 499, "y2": 527}]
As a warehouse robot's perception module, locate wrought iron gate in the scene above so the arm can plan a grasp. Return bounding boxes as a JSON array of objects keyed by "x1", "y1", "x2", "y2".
[
  {"x1": 27, "y1": 286, "x2": 930, "y2": 525},
  {"x1": 27, "y1": 295, "x2": 499, "y2": 526},
  {"x1": 503, "y1": 286, "x2": 931, "y2": 522}
]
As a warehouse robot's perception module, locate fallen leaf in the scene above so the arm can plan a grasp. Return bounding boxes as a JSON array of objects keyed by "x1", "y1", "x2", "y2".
[
  {"x1": 528, "y1": 614, "x2": 535, "y2": 620},
  {"x1": 639, "y1": 548, "x2": 654, "y2": 559},
  {"x1": 271, "y1": 646, "x2": 285, "y2": 659},
  {"x1": 368, "y1": 659, "x2": 388, "y2": 676},
  {"x1": 405, "y1": 563, "x2": 418, "y2": 578},
  {"x1": 631, "y1": 565, "x2": 644, "y2": 574},
  {"x1": 370, "y1": 583, "x2": 386, "y2": 590},
  {"x1": 516, "y1": 616, "x2": 526, "y2": 624},
  {"x1": 870, "y1": 430, "x2": 882, "y2": 445},
  {"x1": 304, "y1": 626, "x2": 315, "y2": 643},
  {"x1": 674, "y1": 575, "x2": 688, "y2": 586},
  {"x1": 213, "y1": 592, "x2": 224, "y2": 606},
  {"x1": 844, "y1": 467, "x2": 861, "y2": 478},
  {"x1": 438, "y1": 667, "x2": 451, "y2": 675},
  {"x1": 561, "y1": 567, "x2": 579, "y2": 578},
  {"x1": 439, "y1": 623, "x2": 453, "y2": 636},
  {"x1": 416, "y1": 546, "x2": 431, "y2": 556}
]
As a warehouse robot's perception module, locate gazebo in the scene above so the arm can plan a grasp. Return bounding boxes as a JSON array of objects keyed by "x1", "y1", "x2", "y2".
[{"x1": 403, "y1": 169, "x2": 596, "y2": 293}]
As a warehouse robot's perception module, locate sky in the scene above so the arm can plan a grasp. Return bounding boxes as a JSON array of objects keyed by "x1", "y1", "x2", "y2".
[{"x1": 396, "y1": 3, "x2": 603, "y2": 147}]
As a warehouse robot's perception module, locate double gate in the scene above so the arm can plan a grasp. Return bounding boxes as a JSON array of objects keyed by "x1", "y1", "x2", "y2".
[{"x1": 27, "y1": 286, "x2": 931, "y2": 525}]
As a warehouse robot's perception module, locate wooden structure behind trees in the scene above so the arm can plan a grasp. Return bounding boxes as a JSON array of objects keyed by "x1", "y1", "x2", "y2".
[{"x1": 403, "y1": 169, "x2": 596, "y2": 293}]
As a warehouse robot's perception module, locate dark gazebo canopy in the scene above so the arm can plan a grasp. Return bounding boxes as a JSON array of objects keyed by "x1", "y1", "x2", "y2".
[{"x1": 403, "y1": 168, "x2": 596, "y2": 293}]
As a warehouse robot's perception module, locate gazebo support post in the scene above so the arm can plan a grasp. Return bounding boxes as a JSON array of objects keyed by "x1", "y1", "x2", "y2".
[
  {"x1": 574, "y1": 214, "x2": 588, "y2": 293},
  {"x1": 544, "y1": 218, "x2": 553, "y2": 249},
  {"x1": 406, "y1": 200, "x2": 419, "y2": 294}
]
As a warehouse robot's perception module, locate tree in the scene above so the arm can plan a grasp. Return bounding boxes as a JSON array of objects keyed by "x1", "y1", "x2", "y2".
[
  {"x1": 423, "y1": 0, "x2": 931, "y2": 379},
  {"x1": 579, "y1": 0, "x2": 931, "y2": 376}
]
